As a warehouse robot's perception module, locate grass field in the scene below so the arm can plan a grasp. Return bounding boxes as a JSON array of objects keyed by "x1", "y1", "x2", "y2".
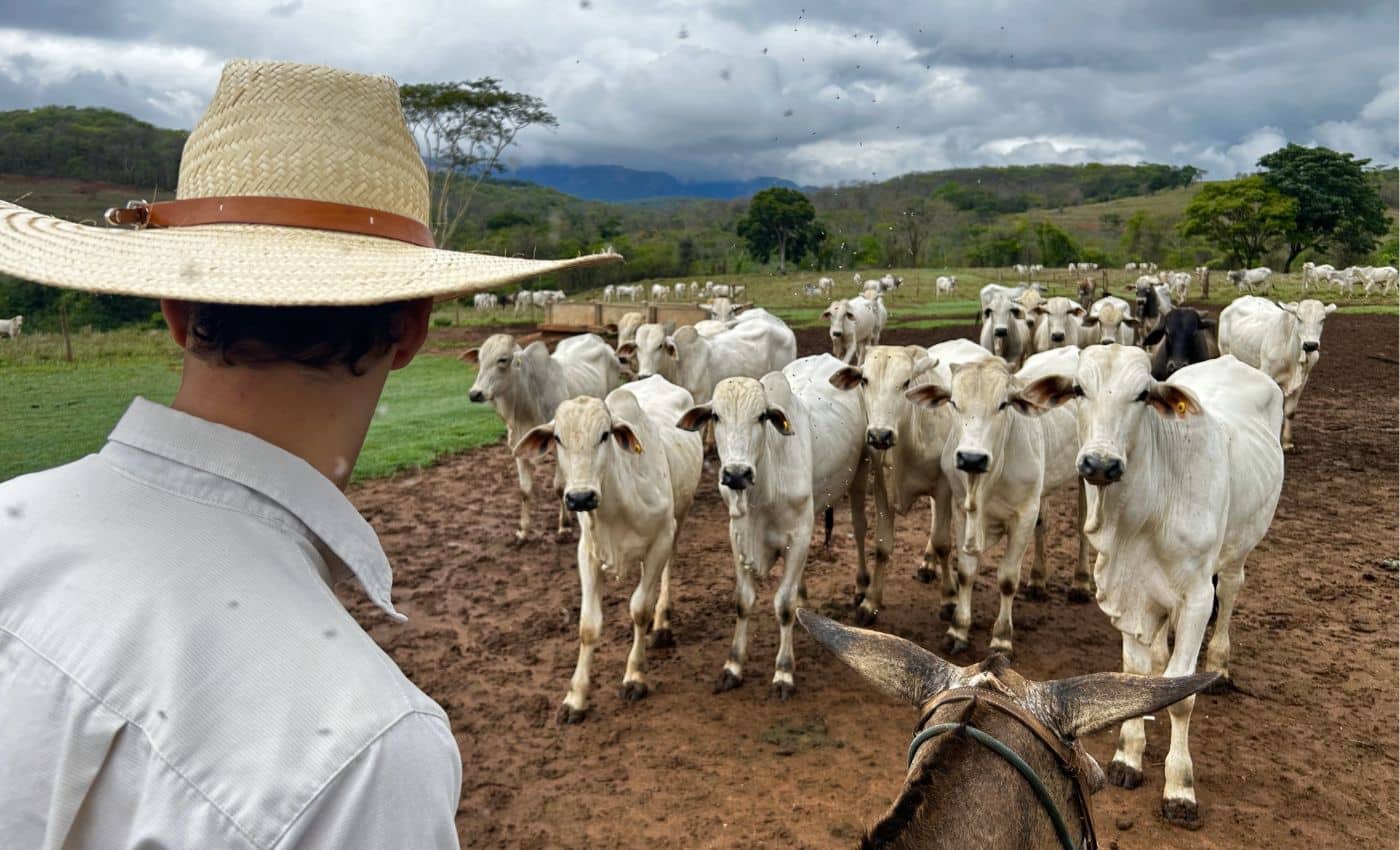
[{"x1": 0, "y1": 329, "x2": 499, "y2": 483}]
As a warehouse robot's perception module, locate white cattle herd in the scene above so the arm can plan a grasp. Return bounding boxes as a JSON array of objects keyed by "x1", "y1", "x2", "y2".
[{"x1": 451, "y1": 263, "x2": 1380, "y2": 831}]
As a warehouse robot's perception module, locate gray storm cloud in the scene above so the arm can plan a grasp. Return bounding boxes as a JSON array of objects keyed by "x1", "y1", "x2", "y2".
[{"x1": 0, "y1": 0, "x2": 1393, "y2": 185}]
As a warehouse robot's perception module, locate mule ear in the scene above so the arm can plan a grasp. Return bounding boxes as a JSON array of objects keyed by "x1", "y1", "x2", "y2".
[
  {"x1": 1019, "y1": 375, "x2": 1081, "y2": 409},
  {"x1": 676, "y1": 404, "x2": 714, "y2": 432},
  {"x1": 513, "y1": 422, "x2": 555, "y2": 457},
  {"x1": 1143, "y1": 327, "x2": 1166, "y2": 347},
  {"x1": 611, "y1": 420, "x2": 644, "y2": 454},
  {"x1": 906, "y1": 383, "x2": 952, "y2": 408},
  {"x1": 829, "y1": 366, "x2": 865, "y2": 391},
  {"x1": 461, "y1": 348, "x2": 481, "y2": 364},
  {"x1": 1148, "y1": 383, "x2": 1203, "y2": 418},
  {"x1": 1032, "y1": 671, "x2": 1220, "y2": 739},
  {"x1": 797, "y1": 610, "x2": 960, "y2": 707},
  {"x1": 763, "y1": 406, "x2": 796, "y2": 435}
]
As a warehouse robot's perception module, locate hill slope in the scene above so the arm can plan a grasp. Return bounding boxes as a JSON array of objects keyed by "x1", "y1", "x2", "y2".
[{"x1": 508, "y1": 163, "x2": 798, "y2": 202}]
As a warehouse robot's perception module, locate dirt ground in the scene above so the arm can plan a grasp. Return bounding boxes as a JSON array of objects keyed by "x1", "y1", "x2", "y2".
[{"x1": 345, "y1": 313, "x2": 1398, "y2": 849}]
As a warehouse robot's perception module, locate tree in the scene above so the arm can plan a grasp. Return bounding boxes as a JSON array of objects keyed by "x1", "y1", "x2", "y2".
[
  {"x1": 1178, "y1": 176, "x2": 1295, "y2": 268},
  {"x1": 1257, "y1": 144, "x2": 1390, "y2": 271},
  {"x1": 735, "y1": 187, "x2": 823, "y2": 272},
  {"x1": 399, "y1": 79, "x2": 556, "y2": 248}
]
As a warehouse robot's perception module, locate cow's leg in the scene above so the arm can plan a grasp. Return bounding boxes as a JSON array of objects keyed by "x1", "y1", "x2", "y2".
[
  {"x1": 772, "y1": 531, "x2": 812, "y2": 700},
  {"x1": 513, "y1": 456, "x2": 535, "y2": 544},
  {"x1": 856, "y1": 460, "x2": 891, "y2": 625},
  {"x1": 1160, "y1": 580, "x2": 1215, "y2": 827},
  {"x1": 990, "y1": 516, "x2": 1033, "y2": 655},
  {"x1": 621, "y1": 538, "x2": 669, "y2": 702},
  {"x1": 943, "y1": 545, "x2": 978, "y2": 655},
  {"x1": 1025, "y1": 507, "x2": 1049, "y2": 600},
  {"x1": 1204, "y1": 558, "x2": 1246, "y2": 690},
  {"x1": 718, "y1": 553, "x2": 757, "y2": 692},
  {"x1": 1106, "y1": 627, "x2": 1158, "y2": 788},
  {"x1": 848, "y1": 456, "x2": 869, "y2": 608},
  {"x1": 553, "y1": 464, "x2": 571, "y2": 542},
  {"x1": 1280, "y1": 388, "x2": 1300, "y2": 451},
  {"x1": 648, "y1": 562, "x2": 675, "y2": 649},
  {"x1": 933, "y1": 482, "x2": 957, "y2": 620},
  {"x1": 560, "y1": 534, "x2": 603, "y2": 724},
  {"x1": 1069, "y1": 480, "x2": 1094, "y2": 602}
]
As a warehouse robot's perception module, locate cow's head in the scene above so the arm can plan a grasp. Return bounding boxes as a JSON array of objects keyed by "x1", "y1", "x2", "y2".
[
  {"x1": 1278, "y1": 299, "x2": 1337, "y2": 354},
  {"x1": 983, "y1": 294, "x2": 1025, "y2": 341},
  {"x1": 823, "y1": 299, "x2": 856, "y2": 344},
  {"x1": 905, "y1": 358, "x2": 1048, "y2": 476},
  {"x1": 620, "y1": 323, "x2": 679, "y2": 381},
  {"x1": 1034, "y1": 297, "x2": 1085, "y2": 348},
  {"x1": 703, "y1": 297, "x2": 736, "y2": 323},
  {"x1": 1144, "y1": 309, "x2": 1214, "y2": 380},
  {"x1": 1021, "y1": 345, "x2": 1201, "y2": 488},
  {"x1": 1081, "y1": 303, "x2": 1137, "y2": 345},
  {"x1": 514, "y1": 395, "x2": 642, "y2": 512},
  {"x1": 830, "y1": 345, "x2": 937, "y2": 451},
  {"x1": 678, "y1": 377, "x2": 794, "y2": 501},
  {"x1": 462, "y1": 333, "x2": 540, "y2": 404}
]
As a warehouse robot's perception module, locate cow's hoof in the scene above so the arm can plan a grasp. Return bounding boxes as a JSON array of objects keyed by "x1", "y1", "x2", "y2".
[
  {"x1": 648, "y1": 628, "x2": 676, "y2": 649},
  {"x1": 1105, "y1": 761, "x2": 1143, "y2": 789},
  {"x1": 915, "y1": 567, "x2": 936, "y2": 584},
  {"x1": 1067, "y1": 586, "x2": 1095, "y2": 604},
  {"x1": 715, "y1": 670, "x2": 744, "y2": 693},
  {"x1": 941, "y1": 634, "x2": 970, "y2": 655},
  {"x1": 938, "y1": 603, "x2": 956, "y2": 622},
  {"x1": 1204, "y1": 672, "x2": 1235, "y2": 695},
  {"x1": 988, "y1": 641, "x2": 1014, "y2": 660},
  {"x1": 554, "y1": 529, "x2": 574, "y2": 544},
  {"x1": 1022, "y1": 584, "x2": 1049, "y2": 602},
  {"x1": 854, "y1": 606, "x2": 879, "y2": 627},
  {"x1": 852, "y1": 591, "x2": 866, "y2": 606},
  {"x1": 621, "y1": 681, "x2": 650, "y2": 702},
  {"x1": 771, "y1": 681, "x2": 797, "y2": 701},
  {"x1": 1162, "y1": 798, "x2": 1203, "y2": 830},
  {"x1": 1282, "y1": 443, "x2": 1296, "y2": 453},
  {"x1": 557, "y1": 704, "x2": 588, "y2": 725}
]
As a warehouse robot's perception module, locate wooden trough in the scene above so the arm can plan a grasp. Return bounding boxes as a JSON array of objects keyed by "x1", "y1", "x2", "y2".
[{"x1": 539, "y1": 301, "x2": 716, "y2": 334}]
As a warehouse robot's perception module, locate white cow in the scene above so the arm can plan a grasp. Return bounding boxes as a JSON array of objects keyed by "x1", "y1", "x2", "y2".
[
  {"x1": 1083, "y1": 296, "x2": 1138, "y2": 346},
  {"x1": 1165, "y1": 271, "x2": 1192, "y2": 302},
  {"x1": 702, "y1": 296, "x2": 738, "y2": 323},
  {"x1": 677, "y1": 354, "x2": 870, "y2": 697},
  {"x1": 828, "y1": 339, "x2": 991, "y2": 624},
  {"x1": 904, "y1": 346, "x2": 1089, "y2": 655},
  {"x1": 1124, "y1": 262, "x2": 1138, "y2": 271},
  {"x1": 614, "y1": 311, "x2": 647, "y2": 370},
  {"x1": 980, "y1": 282, "x2": 1027, "y2": 309},
  {"x1": 514, "y1": 376, "x2": 703, "y2": 723},
  {"x1": 614, "y1": 284, "x2": 642, "y2": 302},
  {"x1": 1218, "y1": 296, "x2": 1336, "y2": 451},
  {"x1": 1363, "y1": 266, "x2": 1398, "y2": 294},
  {"x1": 673, "y1": 282, "x2": 687, "y2": 300},
  {"x1": 1022, "y1": 347, "x2": 1283, "y2": 827},
  {"x1": 860, "y1": 289, "x2": 890, "y2": 342},
  {"x1": 935, "y1": 275, "x2": 957, "y2": 298},
  {"x1": 979, "y1": 292, "x2": 1031, "y2": 370},
  {"x1": 602, "y1": 285, "x2": 616, "y2": 302},
  {"x1": 650, "y1": 283, "x2": 669, "y2": 302},
  {"x1": 1301, "y1": 262, "x2": 1333, "y2": 293},
  {"x1": 472, "y1": 293, "x2": 495, "y2": 312},
  {"x1": 823, "y1": 297, "x2": 881, "y2": 365},
  {"x1": 0, "y1": 315, "x2": 21, "y2": 338},
  {"x1": 816, "y1": 276, "x2": 834, "y2": 295},
  {"x1": 1227, "y1": 267, "x2": 1272, "y2": 293},
  {"x1": 464, "y1": 333, "x2": 623, "y2": 542},
  {"x1": 1014, "y1": 263, "x2": 1031, "y2": 275},
  {"x1": 1032, "y1": 296, "x2": 1087, "y2": 351},
  {"x1": 620, "y1": 312, "x2": 797, "y2": 404}
]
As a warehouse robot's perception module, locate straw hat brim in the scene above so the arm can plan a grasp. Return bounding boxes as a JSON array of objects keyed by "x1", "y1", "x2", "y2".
[{"x1": 0, "y1": 201, "x2": 622, "y2": 306}]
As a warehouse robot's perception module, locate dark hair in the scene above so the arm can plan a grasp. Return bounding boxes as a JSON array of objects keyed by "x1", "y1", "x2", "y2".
[{"x1": 185, "y1": 300, "x2": 415, "y2": 375}]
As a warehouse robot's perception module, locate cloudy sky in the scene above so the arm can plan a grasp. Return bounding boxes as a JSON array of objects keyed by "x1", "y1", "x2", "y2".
[{"x1": 0, "y1": 0, "x2": 1395, "y2": 186}]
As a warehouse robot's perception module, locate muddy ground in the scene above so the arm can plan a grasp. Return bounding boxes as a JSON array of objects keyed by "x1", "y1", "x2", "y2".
[{"x1": 345, "y1": 313, "x2": 1398, "y2": 849}]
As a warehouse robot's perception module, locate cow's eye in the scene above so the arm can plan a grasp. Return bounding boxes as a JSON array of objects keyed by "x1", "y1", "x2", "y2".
[
  {"x1": 998, "y1": 401, "x2": 1009, "y2": 411},
  {"x1": 1074, "y1": 385, "x2": 1086, "y2": 397},
  {"x1": 901, "y1": 380, "x2": 910, "y2": 390},
  {"x1": 948, "y1": 400, "x2": 959, "y2": 411},
  {"x1": 599, "y1": 432, "x2": 609, "y2": 444},
  {"x1": 553, "y1": 434, "x2": 562, "y2": 445},
  {"x1": 1135, "y1": 389, "x2": 1150, "y2": 402}
]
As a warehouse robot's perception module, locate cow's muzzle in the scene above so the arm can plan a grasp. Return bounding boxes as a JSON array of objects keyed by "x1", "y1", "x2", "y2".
[
  {"x1": 468, "y1": 390, "x2": 486, "y2": 403},
  {"x1": 1078, "y1": 454, "x2": 1124, "y2": 486},
  {"x1": 866, "y1": 428, "x2": 896, "y2": 451},
  {"x1": 955, "y1": 450, "x2": 990, "y2": 474},
  {"x1": 564, "y1": 489, "x2": 600, "y2": 512},
  {"x1": 1302, "y1": 341, "x2": 1319, "y2": 353},
  {"x1": 993, "y1": 327, "x2": 1008, "y2": 338},
  {"x1": 830, "y1": 330, "x2": 843, "y2": 338},
  {"x1": 720, "y1": 464, "x2": 755, "y2": 491},
  {"x1": 1050, "y1": 332, "x2": 1065, "y2": 343}
]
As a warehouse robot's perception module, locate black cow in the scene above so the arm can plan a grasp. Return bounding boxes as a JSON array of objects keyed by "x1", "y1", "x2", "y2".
[{"x1": 1144, "y1": 308, "x2": 1218, "y2": 380}]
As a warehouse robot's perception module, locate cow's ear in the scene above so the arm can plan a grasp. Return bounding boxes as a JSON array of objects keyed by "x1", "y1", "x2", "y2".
[
  {"x1": 1081, "y1": 315, "x2": 1100, "y2": 327},
  {"x1": 1276, "y1": 301, "x2": 1299, "y2": 314},
  {"x1": 906, "y1": 383, "x2": 952, "y2": 408},
  {"x1": 821, "y1": 307, "x2": 834, "y2": 319},
  {"x1": 513, "y1": 422, "x2": 555, "y2": 457},
  {"x1": 460, "y1": 348, "x2": 481, "y2": 364},
  {"x1": 1324, "y1": 303, "x2": 1338, "y2": 315},
  {"x1": 763, "y1": 407, "x2": 796, "y2": 435},
  {"x1": 1071, "y1": 305, "x2": 1086, "y2": 317},
  {"x1": 1143, "y1": 327, "x2": 1166, "y2": 347},
  {"x1": 664, "y1": 337, "x2": 679, "y2": 357},
  {"x1": 911, "y1": 353, "x2": 939, "y2": 379},
  {"x1": 611, "y1": 420, "x2": 644, "y2": 454},
  {"x1": 1147, "y1": 383, "x2": 1202, "y2": 418},
  {"x1": 732, "y1": 303, "x2": 747, "y2": 314},
  {"x1": 616, "y1": 342, "x2": 636, "y2": 357},
  {"x1": 1032, "y1": 304, "x2": 1048, "y2": 315},
  {"x1": 829, "y1": 366, "x2": 865, "y2": 390},
  {"x1": 675, "y1": 405, "x2": 713, "y2": 432},
  {"x1": 1121, "y1": 316, "x2": 1139, "y2": 327},
  {"x1": 1019, "y1": 375, "x2": 1081, "y2": 409}
]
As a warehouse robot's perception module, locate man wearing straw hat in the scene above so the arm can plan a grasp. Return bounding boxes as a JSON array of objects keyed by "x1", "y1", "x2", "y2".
[{"x1": 0, "y1": 60, "x2": 618, "y2": 848}]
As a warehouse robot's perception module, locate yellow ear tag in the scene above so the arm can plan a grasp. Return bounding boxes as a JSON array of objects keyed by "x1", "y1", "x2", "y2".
[
  {"x1": 1176, "y1": 400, "x2": 1188, "y2": 415},
  {"x1": 632, "y1": 442, "x2": 643, "y2": 454},
  {"x1": 780, "y1": 417, "x2": 790, "y2": 430}
]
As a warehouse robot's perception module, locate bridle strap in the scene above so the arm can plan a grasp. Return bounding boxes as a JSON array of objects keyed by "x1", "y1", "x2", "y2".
[{"x1": 909, "y1": 688, "x2": 1099, "y2": 850}]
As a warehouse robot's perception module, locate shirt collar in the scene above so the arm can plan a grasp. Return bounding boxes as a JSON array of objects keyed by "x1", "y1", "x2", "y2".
[{"x1": 105, "y1": 397, "x2": 405, "y2": 622}]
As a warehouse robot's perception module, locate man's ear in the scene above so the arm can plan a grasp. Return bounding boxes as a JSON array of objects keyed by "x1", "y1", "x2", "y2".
[
  {"x1": 763, "y1": 407, "x2": 795, "y2": 435},
  {"x1": 390, "y1": 298, "x2": 434, "y2": 370},
  {"x1": 161, "y1": 299, "x2": 191, "y2": 348},
  {"x1": 676, "y1": 404, "x2": 714, "y2": 432},
  {"x1": 905, "y1": 383, "x2": 952, "y2": 408},
  {"x1": 513, "y1": 422, "x2": 556, "y2": 456},
  {"x1": 611, "y1": 420, "x2": 643, "y2": 454},
  {"x1": 829, "y1": 366, "x2": 865, "y2": 391},
  {"x1": 1147, "y1": 383, "x2": 1203, "y2": 418}
]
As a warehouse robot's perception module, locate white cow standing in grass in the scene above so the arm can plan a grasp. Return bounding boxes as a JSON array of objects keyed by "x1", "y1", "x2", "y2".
[
  {"x1": 1022, "y1": 347, "x2": 1283, "y2": 828},
  {"x1": 677, "y1": 354, "x2": 869, "y2": 698},
  {"x1": 0, "y1": 315, "x2": 20, "y2": 338},
  {"x1": 935, "y1": 275, "x2": 957, "y2": 298},
  {"x1": 464, "y1": 333, "x2": 622, "y2": 543},
  {"x1": 1218, "y1": 296, "x2": 1336, "y2": 451},
  {"x1": 1227, "y1": 266, "x2": 1272, "y2": 293},
  {"x1": 515, "y1": 376, "x2": 703, "y2": 723}
]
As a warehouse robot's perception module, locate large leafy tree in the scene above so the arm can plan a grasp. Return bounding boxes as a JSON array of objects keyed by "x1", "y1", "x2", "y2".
[
  {"x1": 399, "y1": 79, "x2": 556, "y2": 248},
  {"x1": 736, "y1": 187, "x2": 824, "y2": 272},
  {"x1": 1257, "y1": 144, "x2": 1390, "y2": 270},
  {"x1": 1178, "y1": 176, "x2": 1296, "y2": 268}
]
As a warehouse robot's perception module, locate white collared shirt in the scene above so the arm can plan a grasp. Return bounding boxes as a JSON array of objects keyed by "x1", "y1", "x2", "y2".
[{"x1": 0, "y1": 398, "x2": 462, "y2": 849}]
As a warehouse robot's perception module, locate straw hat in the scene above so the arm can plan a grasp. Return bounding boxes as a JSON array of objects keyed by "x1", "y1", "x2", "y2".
[{"x1": 0, "y1": 59, "x2": 621, "y2": 305}]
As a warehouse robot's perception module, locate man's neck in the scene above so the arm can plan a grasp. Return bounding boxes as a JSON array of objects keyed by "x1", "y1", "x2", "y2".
[{"x1": 169, "y1": 355, "x2": 389, "y2": 489}]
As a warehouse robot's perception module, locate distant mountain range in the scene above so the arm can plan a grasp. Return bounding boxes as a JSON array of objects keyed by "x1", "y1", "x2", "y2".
[{"x1": 506, "y1": 163, "x2": 800, "y2": 202}]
